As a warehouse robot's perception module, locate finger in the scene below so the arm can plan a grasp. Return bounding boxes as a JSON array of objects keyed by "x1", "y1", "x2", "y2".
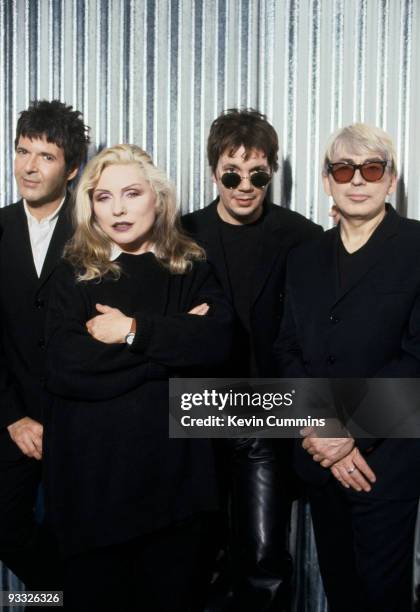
[
  {"x1": 320, "y1": 458, "x2": 334, "y2": 468},
  {"x1": 337, "y1": 465, "x2": 370, "y2": 492},
  {"x1": 331, "y1": 466, "x2": 342, "y2": 482},
  {"x1": 96, "y1": 303, "x2": 113, "y2": 313},
  {"x1": 353, "y1": 454, "x2": 376, "y2": 483},
  {"x1": 32, "y1": 433, "x2": 43, "y2": 456},
  {"x1": 17, "y1": 436, "x2": 38, "y2": 459},
  {"x1": 300, "y1": 426, "x2": 315, "y2": 437},
  {"x1": 344, "y1": 465, "x2": 371, "y2": 492}
]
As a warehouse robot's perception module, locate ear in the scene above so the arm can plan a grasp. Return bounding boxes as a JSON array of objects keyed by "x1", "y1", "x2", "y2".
[
  {"x1": 66, "y1": 166, "x2": 79, "y2": 183},
  {"x1": 212, "y1": 172, "x2": 218, "y2": 186},
  {"x1": 322, "y1": 173, "x2": 332, "y2": 197},
  {"x1": 387, "y1": 173, "x2": 398, "y2": 195}
]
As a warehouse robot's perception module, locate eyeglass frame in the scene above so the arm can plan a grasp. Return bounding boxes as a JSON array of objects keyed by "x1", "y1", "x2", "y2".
[{"x1": 326, "y1": 159, "x2": 393, "y2": 183}]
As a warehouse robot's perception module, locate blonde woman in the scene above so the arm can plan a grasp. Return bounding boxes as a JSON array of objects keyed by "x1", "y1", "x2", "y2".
[{"x1": 44, "y1": 145, "x2": 231, "y2": 611}]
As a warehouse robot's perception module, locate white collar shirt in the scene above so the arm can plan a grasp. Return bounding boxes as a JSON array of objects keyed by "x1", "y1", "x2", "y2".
[{"x1": 23, "y1": 197, "x2": 65, "y2": 277}]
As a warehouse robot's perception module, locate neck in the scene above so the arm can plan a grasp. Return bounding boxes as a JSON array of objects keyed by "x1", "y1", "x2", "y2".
[
  {"x1": 26, "y1": 195, "x2": 65, "y2": 222},
  {"x1": 339, "y1": 208, "x2": 386, "y2": 253}
]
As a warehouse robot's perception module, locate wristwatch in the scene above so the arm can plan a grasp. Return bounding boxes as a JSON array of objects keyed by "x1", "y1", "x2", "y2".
[{"x1": 125, "y1": 318, "x2": 136, "y2": 345}]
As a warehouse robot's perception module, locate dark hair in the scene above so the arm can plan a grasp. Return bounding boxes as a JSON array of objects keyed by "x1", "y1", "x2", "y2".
[
  {"x1": 207, "y1": 108, "x2": 279, "y2": 173},
  {"x1": 15, "y1": 99, "x2": 90, "y2": 172}
]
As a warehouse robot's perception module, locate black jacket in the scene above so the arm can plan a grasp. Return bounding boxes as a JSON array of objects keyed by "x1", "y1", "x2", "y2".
[
  {"x1": 44, "y1": 254, "x2": 232, "y2": 557},
  {"x1": 182, "y1": 199, "x2": 323, "y2": 376},
  {"x1": 274, "y1": 205, "x2": 420, "y2": 499},
  {"x1": 0, "y1": 198, "x2": 73, "y2": 452}
]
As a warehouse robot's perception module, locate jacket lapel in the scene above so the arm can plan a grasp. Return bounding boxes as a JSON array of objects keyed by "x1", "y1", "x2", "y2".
[
  {"x1": 13, "y1": 201, "x2": 39, "y2": 284},
  {"x1": 197, "y1": 200, "x2": 232, "y2": 300},
  {"x1": 332, "y1": 205, "x2": 400, "y2": 307},
  {"x1": 38, "y1": 194, "x2": 73, "y2": 288},
  {"x1": 250, "y1": 203, "x2": 292, "y2": 305}
]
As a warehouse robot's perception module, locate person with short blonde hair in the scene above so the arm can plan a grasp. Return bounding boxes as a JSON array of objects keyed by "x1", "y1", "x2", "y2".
[
  {"x1": 275, "y1": 123, "x2": 420, "y2": 612},
  {"x1": 44, "y1": 144, "x2": 232, "y2": 611}
]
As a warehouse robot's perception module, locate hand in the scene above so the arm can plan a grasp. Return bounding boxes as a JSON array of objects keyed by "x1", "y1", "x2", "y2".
[
  {"x1": 330, "y1": 447, "x2": 376, "y2": 492},
  {"x1": 7, "y1": 417, "x2": 43, "y2": 460},
  {"x1": 188, "y1": 302, "x2": 209, "y2": 316},
  {"x1": 301, "y1": 428, "x2": 354, "y2": 467},
  {"x1": 86, "y1": 304, "x2": 133, "y2": 344}
]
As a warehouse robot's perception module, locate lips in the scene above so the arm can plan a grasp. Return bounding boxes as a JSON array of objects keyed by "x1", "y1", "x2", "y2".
[
  {"x1": 21, "y1": 178, "x2": 40, "y2": 187},
  {"x1": 347, "y1": 194, "x2": 370, "y2": 202},
  {"x1": 233, "y1": 196, "x2": 255, "y2": 205},
  {"x1": 112, "y1": 222, "x2": 133, "y2": 232}
]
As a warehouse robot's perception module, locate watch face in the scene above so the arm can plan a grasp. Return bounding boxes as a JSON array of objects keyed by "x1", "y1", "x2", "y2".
[{"x1": 126, "y1": 332, "x2": 135, "y2": 345}]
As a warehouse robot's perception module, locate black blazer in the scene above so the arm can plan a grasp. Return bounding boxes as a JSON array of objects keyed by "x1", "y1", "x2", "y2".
[
  {"x1": 274, "y1": 205, "x2": 420, "y2": 499},
  {"x1": 44, "y1": 255, "x2": 232, "y2": 557},
  {"x1": 0, "y1": 198, "x2": 73, "y2": 440},
  {"x1": 182, "y1": 199, "x2": 322, "y2": 375}
]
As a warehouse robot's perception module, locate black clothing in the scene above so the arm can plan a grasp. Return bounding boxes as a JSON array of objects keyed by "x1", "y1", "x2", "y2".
[
  {"x1": 337, "y1": 211, "x2": 387, "y2": 292},
  {"x1": 0, "y1": 198, "x2": 72, "y2": 588},
  {"x1": 183, "y1": 200, "x2": 322, "y2": 612},
  {"x1": 183, "y1": 199, "x2": 323, "y2": 377},
  {"x1": 44, "y1": 254, "x2": 232, "y2": 559},
  {"x1": 274, "y1": 204, "x2": 420, "y2": 611},
  {"x1": 218, "y1": 215, "x2": 264, "y2": 376},
  {"x1": 63, "y1": 516, "x2": 213, "y2": 612}
]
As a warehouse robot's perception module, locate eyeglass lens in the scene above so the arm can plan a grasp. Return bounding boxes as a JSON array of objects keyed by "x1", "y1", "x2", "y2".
[
  {"x1": 329, "y1": 161, "x2": 387, "y2": 183},
  {"x1": 221, "y1": 171, "x2": 271, "y2": 190}
]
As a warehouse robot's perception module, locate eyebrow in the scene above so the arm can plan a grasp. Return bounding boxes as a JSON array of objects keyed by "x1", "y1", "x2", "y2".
[
  {"x1": 221, "y1": 163, "x2": 269, "y2": 171},
  {"x1": 93, "y1": 183, "x2": 144, "y2": 193},
  {"x1": 16, "y1": 146, "x2": 57, "y2": 158},
  {"x1": 333, "y1": 157, "x2": 385, "y2": 164}
]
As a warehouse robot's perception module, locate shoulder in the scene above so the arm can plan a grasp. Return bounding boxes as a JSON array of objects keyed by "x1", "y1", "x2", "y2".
[
  {"x1": 0, "y1": 200, "x2": 23, "y2": 222},
  {"x1": 181, "y1": 200, "x2": 218, "y2": 234},
  {"x1": 267, "y1": 202, "x2": 323, "y2": 235},
  {"x1": 287, "y1": 226, "x2": 330, "y2": 267}
]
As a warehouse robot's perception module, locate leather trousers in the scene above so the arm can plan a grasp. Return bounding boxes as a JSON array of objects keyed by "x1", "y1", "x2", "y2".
[{"x1": 206, "y1": 438, "x2": 294, "y2": 612}]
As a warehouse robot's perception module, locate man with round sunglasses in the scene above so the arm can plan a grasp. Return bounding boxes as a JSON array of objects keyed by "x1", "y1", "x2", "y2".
[
  {"x1": 183, "y1": 108, "x2": 322, "y2": 612},
  {"x1": 275, "y1": 123, "x2": 420, "y2": 612}
]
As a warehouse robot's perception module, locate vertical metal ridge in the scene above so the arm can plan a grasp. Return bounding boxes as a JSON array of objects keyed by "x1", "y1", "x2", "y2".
[
  {"x1": 353, "y1": 0, "x2": 367, "y2": 121},
  {"x1": 331, "y1": 0, "x2": 344, "y2": 132},
  {"x1": 376, "y1": 0, "x2": 389, "y2": 128},
  {"x1": 282, "y1": 0, "x2": 298, "y2": 211},
  {"x1": 305, "y1": 0, "x2": 321, "y2": 221},
  {"x1": 396, "y1": 0, "x2": 413, "y2": 214}
]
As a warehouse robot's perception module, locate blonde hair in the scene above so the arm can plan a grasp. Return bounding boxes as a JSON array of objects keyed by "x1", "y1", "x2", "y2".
[
  {"x1": 65, "y1": 144, "x2": 205, "y2": 281},
  {"x1": 323, "y1": 123, "x2": 398, "y2": 176}
]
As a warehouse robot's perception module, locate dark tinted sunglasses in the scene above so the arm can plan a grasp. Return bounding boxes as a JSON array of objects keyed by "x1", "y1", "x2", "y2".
[
  {"x1": 327, "y1": 160, "x2": 390, "y2": 183},
  {"x1": 220, "y1": 170, "x2": 271, "y2": 190}
]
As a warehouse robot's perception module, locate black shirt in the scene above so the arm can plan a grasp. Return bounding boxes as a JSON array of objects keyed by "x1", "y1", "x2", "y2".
[{"x1": 218, "y1": 213, "x2": 265, "y2": 376}]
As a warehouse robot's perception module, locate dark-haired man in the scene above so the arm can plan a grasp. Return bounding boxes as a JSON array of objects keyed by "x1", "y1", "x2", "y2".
[
  {"x1": 183, "y1": 109, "x2": 322, "y2": 611},
  {"x1": 0, "y1": 99, "x2": 90, "y2": 589}
]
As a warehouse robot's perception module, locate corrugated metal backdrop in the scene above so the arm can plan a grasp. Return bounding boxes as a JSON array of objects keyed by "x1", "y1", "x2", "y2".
[{"x1": 0, "y1": 1, "x2": 419, "y2": 611}]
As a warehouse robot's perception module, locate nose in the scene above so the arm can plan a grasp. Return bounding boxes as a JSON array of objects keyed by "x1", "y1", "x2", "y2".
[
  {"x1": 111, "y1": 197, "x2": 127, "y2": 216},
  {"x1": 24, "y1": 154, "x2": 38, "y2": 174},
  {"x1": 238, "y1": 175, "x2": 253, "y2": 190},
  {"x1": 351, "y1": 168, "x2": 365, "y2": 185}
]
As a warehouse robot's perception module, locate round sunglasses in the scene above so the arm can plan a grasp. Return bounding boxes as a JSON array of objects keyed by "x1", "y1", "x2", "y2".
[
  {"x1": 327, "y1": 160, "x2": 390, "y2": 183},
  {"x1": 220, "y1": 170, "x2": 271, "y2": 190}
]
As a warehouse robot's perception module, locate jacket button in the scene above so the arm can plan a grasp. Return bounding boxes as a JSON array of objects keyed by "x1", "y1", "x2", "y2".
[
  {"x1": 35, "y1": 298, "x2": 44, "y2": 308},
  {"x1": 279, "y1": 293, "x2": 284, "y2": 302},
  {"x1": 329, "y1": 314, "x2": 339, "y2": 324},
  {"x1": 326, "y1": 355, "x2": 336, "y2": 365},
  {"x1": 38, "y1": 339, "x2": 45, "y2": 349}
]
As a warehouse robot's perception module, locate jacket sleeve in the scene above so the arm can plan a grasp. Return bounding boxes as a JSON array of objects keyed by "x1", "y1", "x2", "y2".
[
  {"x1": 0, "y1": 221, "x2": 26, "y2": 428},
  {"x1": 129, "y1": 261, "x2": 233, "y2": 368},
  {"x1": 46, "y1": 263, "x2": 154, "y2": 401}
]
